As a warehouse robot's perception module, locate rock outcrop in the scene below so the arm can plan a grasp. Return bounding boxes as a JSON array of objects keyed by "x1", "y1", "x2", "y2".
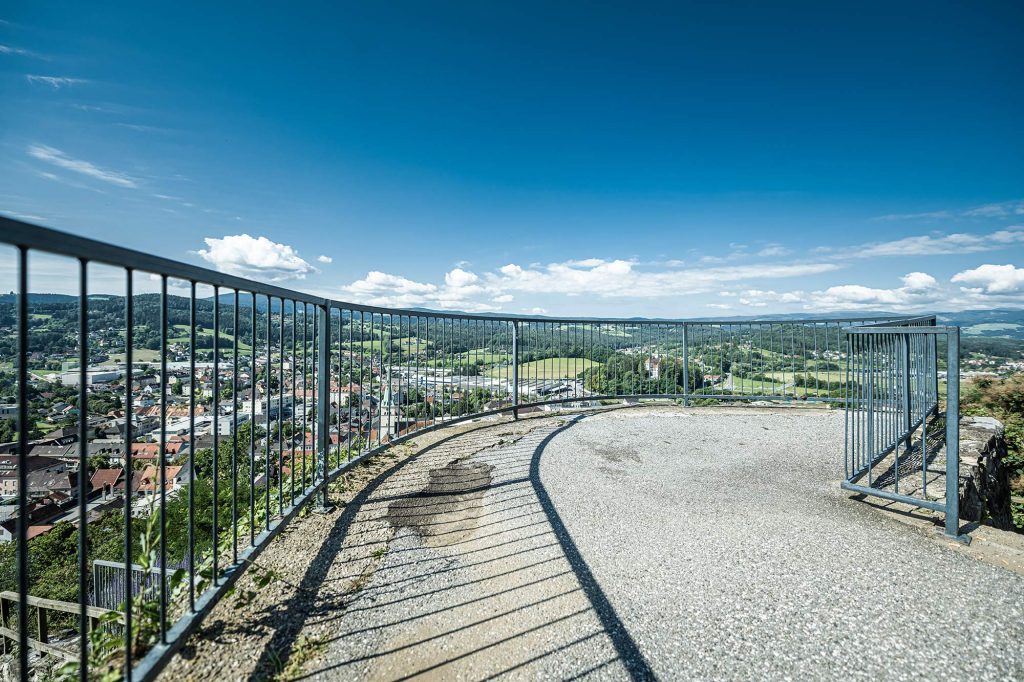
[{"x1": 959, "y1": 416, "x2": 1014, "y2": 530}]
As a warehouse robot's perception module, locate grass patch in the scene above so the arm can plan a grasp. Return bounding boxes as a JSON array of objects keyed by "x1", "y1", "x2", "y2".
[{"x1": 494, "y1": 357, "x2": 602, "y2": 380}]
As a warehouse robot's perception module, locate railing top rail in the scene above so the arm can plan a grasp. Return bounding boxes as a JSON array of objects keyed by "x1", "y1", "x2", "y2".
[
  {"x1": 1, "y1": 216, "x2": 934, "y2": 327},
  {"x1": 0, "y1": 216, "x2": 328, "y2": 305},
  {"x1": 845, "y1": 324, "x2": 955, "y2": 335},
  {"x1": 847, "y1": 315, "x2": 937, "y2": 329}
]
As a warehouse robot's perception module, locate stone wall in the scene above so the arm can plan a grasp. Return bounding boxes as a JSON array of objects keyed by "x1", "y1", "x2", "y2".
[{"x1": 959, "y1": 416, "x2": 1014, "y2": 530}]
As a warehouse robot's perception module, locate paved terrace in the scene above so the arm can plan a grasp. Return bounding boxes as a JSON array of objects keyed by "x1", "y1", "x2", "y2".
[{"x1": 163, "y1": 407, "x2": 1024, "y2": 681}]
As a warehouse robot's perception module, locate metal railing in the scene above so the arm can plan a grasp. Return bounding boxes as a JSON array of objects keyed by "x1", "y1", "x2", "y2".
[
  {"x1": 841, "y1": 320, "x2": 961, "y2": 538},
  {"x1": 0, "y1": 216, "x2": 958, "y2": 680}
]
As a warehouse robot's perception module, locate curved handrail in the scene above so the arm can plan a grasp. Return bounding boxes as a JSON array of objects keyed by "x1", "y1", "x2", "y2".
[{"x1": 0, "y1": 215, "x2": 944, "y2": 680}]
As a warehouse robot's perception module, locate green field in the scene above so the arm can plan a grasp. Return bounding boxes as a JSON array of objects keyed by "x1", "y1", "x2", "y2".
[
  {"x1": 964, "y1": 322, "x2": 1023, "y2": 336},
  {"x1": 343, "y1": 335, "x2": 427, "y2": 352},
  {"x1": 108, "y1": 349, "x2": 162, "y2": 363},
  {"x1": 165, "y1": 324, "x2": 251, "y2": 350},
  {"x1": 456, "y1": 350, "x2": 511, "y2": 365},
  {"x1": 491, "y1": 357, "x2": 602, "y2": 380},
  {"x1": 728, "y1": 376, "x2": 787, "y2": 393}
]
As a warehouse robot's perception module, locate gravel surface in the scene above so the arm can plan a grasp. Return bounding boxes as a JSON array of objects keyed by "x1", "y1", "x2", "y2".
[
  {"x1": 539, "y1": 407, "x2": 1024, "y2": 681},
  {"x1": 163, "y1": 406, "x2": 1024, "y2": 681}
]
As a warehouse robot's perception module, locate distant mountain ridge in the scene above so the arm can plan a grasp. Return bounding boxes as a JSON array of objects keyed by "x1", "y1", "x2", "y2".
[{"x1": 4, "y1": 293, "x2": 1024, "y2": 338}]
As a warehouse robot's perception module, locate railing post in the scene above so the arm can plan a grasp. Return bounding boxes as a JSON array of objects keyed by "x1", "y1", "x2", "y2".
[
  {"x1": 945, "y1": 327, "x2": 960, "y2": 538},
  {"x1": 681, "y1": 323, "x2": 689, "y2": 406},
  {"x1": 511, "y1": 320, "x2": 519, "y2": 420},
  {"x1": 316, "y1": 303, "x2": 333, "y2": 512},
  {"x1": 931, "y1": 328, "x2": 940, "y2": 412},
  {"x1": 901, "y1": 334, "x2": 912, "y2": 445}
]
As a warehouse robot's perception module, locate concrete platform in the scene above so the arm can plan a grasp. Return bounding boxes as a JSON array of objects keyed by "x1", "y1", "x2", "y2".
[{"x1": 163, "y1": 407, "x2": 1024, "y2": 681}]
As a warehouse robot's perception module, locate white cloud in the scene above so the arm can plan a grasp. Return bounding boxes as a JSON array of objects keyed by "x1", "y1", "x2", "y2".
[
  {"x1": 317, "y1": 255, "x2": 333, "y2": 264},
  {"x1": 1, "y1": 210, "x2": 45, "y2": 222},
  {"x1": 951, "y1": 264, "x2": 1024, "y2": 295},
  {"x1": 962, "y1": 201, "x2": 1024, "y2": 218},
  {"x1": 338, "y1": 257, "x2": 839, "y2": 313},
  {"x1": 116, "y1": 122, "x2": 170, "y2": 134},
  {"x1": 0, "y1": 45, "x2": 44, "y2": 58},
  {"x1": 874, "y1": 199, "x2": 1024, "y2": 222},
  {"x1": 341, "y1": 267, "x2": 492, "y2": 311},
  {"x1": 197, "y1": 234, "x2": 317, "y2": 281},
  {"x1": 810, "y1": 271, "x2": 942, "y2": 310},
  {"x1": 345, "y1": 271, "x2": 435, "y2": 296},
  {"x1": 901, "y1": 272, "x2": 938, "y2": 290},
  {"x1": 487, "y1": 259, "x2": 838, "y2": 298},
  {"x1": 846, "y1": 228, "x2": 1024, "y2": 258},
  {"x1": 444, "y1": 268, "x2": 479, "y2": 287},
  {"x1": 756, "y1": 245, "x2": 790, "y2": 257},
  {"x1": 27, "y1": 144, "x2": 137, "y2": 188},
  {"x1": 26, "y1": 75, "x2": 88, "y2": 88},
  {"x1": 736, "y1": 289, "x2": 806, "y2": 307},
  {"x1": 706, "y1": 303, "x2": 732, "y2": 310}
]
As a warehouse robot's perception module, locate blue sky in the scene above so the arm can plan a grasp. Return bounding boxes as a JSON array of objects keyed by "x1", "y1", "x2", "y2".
[{"x1": 1, "y1": 1, "x2": 1022, "y2": 316}]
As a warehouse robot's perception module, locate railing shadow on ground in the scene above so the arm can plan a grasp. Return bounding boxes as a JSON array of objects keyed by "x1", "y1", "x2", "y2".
[{"x1": 209, "y1": 413, "x2": 656, "y2": 681}]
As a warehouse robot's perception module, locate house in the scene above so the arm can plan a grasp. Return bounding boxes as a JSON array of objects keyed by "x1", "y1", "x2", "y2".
[
  {"x1": 135, "y1": 465, "x2": 188, "y2": 496},
  {"x1": 0, "y1": 456, "x2": 68, "y2": 497},
  {"x1": 646, "y1": 354, "x2": 661, "y2": 380},
  {"x1": 26, "y1": 467, "x2": 76, "y2": 498},
  {"x1": 38, "y1": 425, "x2": 79, "y2": 446},
  {"x1": 90, "y1": 468, "x2": 124, "y2": 498}
]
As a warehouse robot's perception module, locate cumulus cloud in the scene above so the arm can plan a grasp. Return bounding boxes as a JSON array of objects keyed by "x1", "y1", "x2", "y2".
[
  {"x1": 27, "y1": 144, "x2": 137, "y2": 188},
  {"x1": 951, "y1": 264, "x2": 1024, "y2": 295},
  {"x1": 340, "y1": 267, "x2": 494, "y2": 311},
  {"x1": 736, "y1": 289, "x2": 806, "y2": 307},
  {"x1": 26, "y1": 75, "x2": 88, "y2": 88},
  {"x1": 847, "y1": 228, "x2": 1024, "y2": 258},
  {"x1": 444, "y1": 268, "x2": 479, "y2": 287},
  {"x1": 810, "y1": 272, "x2": 942, "y2": 310},
  {"x1": 197, "y1": 234, "x2": 317, "y2": 281},
  {"x1": 485, "y1": 259, "x2": 838, "y2": 298},
  {"x1": 317, "y1": 255, "x2": 333, "y2": 264},
  {"x1": 338, "y1": 257, "x2": 840, "y2": 313}
]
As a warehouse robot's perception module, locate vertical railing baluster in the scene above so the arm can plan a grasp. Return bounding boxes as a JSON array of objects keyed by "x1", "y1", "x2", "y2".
[
  {"x1": 317, "y1": 303, "x2": 330, "y2": 509},
  {"x1": 512, "y1": 321, "x2": 519, "y2": 419},
  {"x1": 302, "y1": 305, "x2": 308, "y2": 488},
  {"x1": 249, "y1": 296, "x2": 256, "y2": 546},
  {"x1": 212, "y1": 288, "x2": 220, "y2": 585},
  {"x1": 347, "y1": 310, "x2": 353, "y2": 462},
  {"x1": 291, "y1": 302, "x2": 298, "y2": 504},
  {"x1": 945, "y1": 328, "x2": 961, "y2": 538},
  {"x1": 77, "y1": 258, "x2": 89, "y2": 680},
  {"x1": 159, "y1": 274, "x2": 168, "y2": 642},
  {"x1": 232, "y1": 290, "x2": 240, "y2": 563},
  {"x1": 189, "y1": 282, "x2": 197, "y2": 607},
  {"x1": 123, "y1": 268, "x2": 134, "y2": 681},
  {"x1": 264, "y1": 297, "x2": 271, "y2": 530},
  {"x1": 279, "y1": 300, "x2": 285, "y2": 516}
]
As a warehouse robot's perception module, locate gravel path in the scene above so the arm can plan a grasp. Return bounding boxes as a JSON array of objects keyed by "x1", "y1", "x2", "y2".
[{"x1": 164, "y1": 406, "x2": 1024, "y2": 681}]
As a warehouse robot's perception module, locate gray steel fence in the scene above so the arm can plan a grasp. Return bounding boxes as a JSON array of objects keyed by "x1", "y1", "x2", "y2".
[
  {"x1": 0, "y1": 216, "x2": 959, "y2": 680},
  {"x1": 840, "y1": 321, "x2": 962, "y2": 538}
]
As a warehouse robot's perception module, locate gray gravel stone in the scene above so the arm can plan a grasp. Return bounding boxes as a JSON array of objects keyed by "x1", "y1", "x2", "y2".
[{"x1": 166, "y1": 407, "x2": 1024, "y2": 681}]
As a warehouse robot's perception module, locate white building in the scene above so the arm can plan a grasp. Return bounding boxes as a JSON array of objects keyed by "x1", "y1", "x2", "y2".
[{"x1": 59, "y1": 369, "x2": 120, "y2": 386}]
